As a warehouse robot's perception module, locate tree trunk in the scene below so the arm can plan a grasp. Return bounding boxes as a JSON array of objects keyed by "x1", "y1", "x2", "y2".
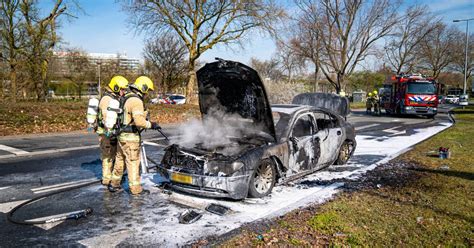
[
  {"x1": 336, "y1": 73, "x2": 343, "y2": 94},
  {"x1": 9, "y1": 65, "x2": 17, "y2": 103},
  {"x1": 313, "y1": 66, "x2": 319, "y2": 92},
  {"x1": 186, "y1": 61, "x2": 197, "y2": 104}
]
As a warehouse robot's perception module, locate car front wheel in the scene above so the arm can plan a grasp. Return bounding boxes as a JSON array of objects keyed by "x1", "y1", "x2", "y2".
[
  {"x1": 334, "y1": 141, "x2": 353, "y2": 165},
  {"x1": 248, "y1": 159, "x2": 276, "y2": 198}
]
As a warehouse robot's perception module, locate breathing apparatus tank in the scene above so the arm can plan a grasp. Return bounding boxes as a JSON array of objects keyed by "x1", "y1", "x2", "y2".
[
  {"x1": 104, "y1": 98, "x2": 121, "y2": 135},
  {"x1": 86, "y1": 98, "x2": 99, "y2": 130}
]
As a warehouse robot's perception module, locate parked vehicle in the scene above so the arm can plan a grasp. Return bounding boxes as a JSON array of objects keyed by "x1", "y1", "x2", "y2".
[
  {"x1": 168, "y1": 94, "x2": 186, "y2": 104},
  {"x1": 151, "y1": 94, "x2": 186, "y2": 104},
  {"x1": 380, "y1": 74, "x2": 438, "y2": 118},
  {"x1": 445, "y1": 95, "x2": 459, "y2": 104},
  {"x1": 157, "y1": 60, "x2": 356, "y2": 200}
]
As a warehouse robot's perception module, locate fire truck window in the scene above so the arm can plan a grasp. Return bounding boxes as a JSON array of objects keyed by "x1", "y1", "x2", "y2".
[
  {"x1": 407, "y1": 83, "x2": 436, "y2": 94},
  {"x1": 292, "y1": 115, "x2": 313, "y2": 138}
]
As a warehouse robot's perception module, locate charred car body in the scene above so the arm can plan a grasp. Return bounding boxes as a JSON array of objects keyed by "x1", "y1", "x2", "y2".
[{"x1": 158, "y1": 60, "x2": 356, "y2": 200}]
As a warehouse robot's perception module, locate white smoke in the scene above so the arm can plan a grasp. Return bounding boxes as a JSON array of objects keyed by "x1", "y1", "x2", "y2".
[{"x1": 171, "y1": 107, "x2": 262, "y2": 155}]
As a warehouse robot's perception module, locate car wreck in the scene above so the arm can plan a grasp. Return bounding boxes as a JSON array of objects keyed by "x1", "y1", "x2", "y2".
[{"x1": 158, "y1": 59, "x2": 356, "y2": 200}]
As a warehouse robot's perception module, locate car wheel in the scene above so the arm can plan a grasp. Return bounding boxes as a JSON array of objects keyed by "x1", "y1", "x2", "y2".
[
  {"x1": 334, "y1": 141, "x2": 353, "y2": 165},
  {"x1": 248, "y1": 159, "x2": 276, "y2": 198}
]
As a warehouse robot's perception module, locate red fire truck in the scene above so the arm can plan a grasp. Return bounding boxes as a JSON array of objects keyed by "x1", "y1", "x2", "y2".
[{"x1": 380, "y1": 74, "x2": 439, "y2": 118}]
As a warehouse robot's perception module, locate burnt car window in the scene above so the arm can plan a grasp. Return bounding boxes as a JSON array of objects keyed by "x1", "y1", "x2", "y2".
[
  {"x1": 273, "y1": 111, "x2": 291, "y2": 140},
  {"x1": 314, "y1": 112, "x2": 338, "y2": 130},
  {"x1": 292, "y1": 115, "x2": 314, "y2": 138}
]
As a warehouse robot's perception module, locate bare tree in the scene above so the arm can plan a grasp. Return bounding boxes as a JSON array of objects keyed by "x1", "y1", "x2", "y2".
[
  {"x1": 304, "y1": 0, "x2": 399, "y2": 93},
  {"x1": 291, "y1": 0, "x2": 322, "y2": 92},
  {"x1": 384, "y1": 5, "x2": 439, "y2": 74},
  {"x1": 0, "y1": 0, "x2": 25, "y2": 102},
  {"x1": 63, "y1": 48, "x2": 94, "y2": 99},
  {"x1": 20, "y1": 0, "x2": 71, "y2": 101},
  {"x1": 276, "y1": 41, "x2": 305, "y2": 84},
  {"x1": 418, "y1": 23, "x2": 457, "y2": 79},
  {"x1": 250, "y1": 57, "x2": 282, "y2": 82},
  {"x1": 450, "y1": 31, "x2": 474, "y2": 82},
  {"x1": 143, "y1": 36, "x2": 188, "y2": 93},
  {"x1": 124, "y1": 0, "x2": 285, "y2": 103}
]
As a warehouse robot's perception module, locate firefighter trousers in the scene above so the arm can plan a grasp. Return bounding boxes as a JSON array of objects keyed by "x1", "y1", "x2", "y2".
[
  {"x1": 110, "y1": 140, "x2": 142, "y2": 194},
  {"x1": 99, "y1": 135, "x2": 117, "y2": 185}
]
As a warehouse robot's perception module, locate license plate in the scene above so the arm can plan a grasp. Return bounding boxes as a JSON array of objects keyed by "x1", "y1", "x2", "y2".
[{"x1": 171, "y1": 173, "x2": 193, "y2": 184}]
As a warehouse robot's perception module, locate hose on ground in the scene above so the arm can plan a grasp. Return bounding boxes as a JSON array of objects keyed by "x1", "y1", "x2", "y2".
[{"x1": 7, "y1": 179, "x2": 101, "y2": 225}]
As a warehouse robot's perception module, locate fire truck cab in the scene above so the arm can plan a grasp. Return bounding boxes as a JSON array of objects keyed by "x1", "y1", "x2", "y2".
[{"x1": 380, "y1": 74, "x2": 438, "y2": 118}]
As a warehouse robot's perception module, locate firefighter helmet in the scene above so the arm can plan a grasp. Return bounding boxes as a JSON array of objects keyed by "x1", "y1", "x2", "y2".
[
  {"x1": 131, "y1": 76, "x2": 154, "y2": 94},
  {"x1": 108, "y1": 76, "x2": 129, "y2": 93},
  {"x1": 373, "y1": 90, "x2": 378, "y2": 95},
  {"x1": 368, "y1": 92, "x2": 373, "y2": 97}
]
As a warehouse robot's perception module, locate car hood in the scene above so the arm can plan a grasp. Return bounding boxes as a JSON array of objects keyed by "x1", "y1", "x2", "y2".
[
  {"x1": 197, "y1": 59, "x2": 276, "y2": 142},
  {"x1": 292, "y1": 93, "x2": 350, "y2": 117}
]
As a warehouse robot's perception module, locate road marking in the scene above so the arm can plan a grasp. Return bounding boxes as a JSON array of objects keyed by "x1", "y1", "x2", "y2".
[
  {"x1": 0, "y1": 199, "x2": 29, "y2": 213},
  {"x1": 0, "y1": 136, "x2": 178, "y2": 160},
  {"x1": 0, "y1": 186, "x2": 11, "y2": 191},
  {"x1": 0, "y1": 144, "x2": 30, "y2": 155},
  {"x1": 383, "y1": 126, "x2": 406, "y2": 135},
  {"x1": 32, "y1": 178, "x2": 98, "y2": 194},
  {"x1": 355, "y1": 124, "x2": 379, "y2": 131}
]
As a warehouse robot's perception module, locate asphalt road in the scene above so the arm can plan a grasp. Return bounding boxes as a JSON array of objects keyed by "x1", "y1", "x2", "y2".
[{"x1": 0, "y1": 105, "x2": 455, "y2": 246}]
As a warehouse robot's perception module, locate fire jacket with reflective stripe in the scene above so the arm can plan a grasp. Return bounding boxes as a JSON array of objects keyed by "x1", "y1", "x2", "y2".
[{"x1": 119, "y1": 95, "x2": 151, "y2": 142}]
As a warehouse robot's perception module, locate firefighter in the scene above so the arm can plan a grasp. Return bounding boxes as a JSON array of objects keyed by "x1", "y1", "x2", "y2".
[
  {"x1": 372, "y1": 90, "x2": 380, "y2": 115},
  {"x1": 109, "y1": 76, "x2": 161, "y2": 196},
  {"x1": 366, "y1": 92, "x2": 373, "y2": 114},
  {"x1": 97, "y1": 75, "x2": 128, "y2": 186}
]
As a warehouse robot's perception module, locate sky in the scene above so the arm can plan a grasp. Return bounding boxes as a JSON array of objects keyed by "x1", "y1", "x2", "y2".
[{"x1": 46, "y1": 0, "x2": 474, "y2": 65}]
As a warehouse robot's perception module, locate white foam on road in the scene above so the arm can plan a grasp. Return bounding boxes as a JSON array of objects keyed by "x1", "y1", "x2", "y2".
[
  {"x1": 78, "y1": 121, "x2": 451, "y2": 246},
  {"x1": 0, "y1": 144, "x2": 29, "y2": 155}
]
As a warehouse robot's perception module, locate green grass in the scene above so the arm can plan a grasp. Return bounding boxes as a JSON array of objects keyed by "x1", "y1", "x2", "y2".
[
  {"x1": 222, "y1": 106, "x2": 474, "y2": 247},
  {"x1": 350, "y1": 101, "x2": 366, "y2": 109}
]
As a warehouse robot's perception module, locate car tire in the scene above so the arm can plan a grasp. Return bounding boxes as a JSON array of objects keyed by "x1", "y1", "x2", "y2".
[
  {"x1": 334, "y1": 141, "x2": 353, "y2": 165},
  {"x1": 248, "y1": 159, "x2": 276, "y2": 198}
]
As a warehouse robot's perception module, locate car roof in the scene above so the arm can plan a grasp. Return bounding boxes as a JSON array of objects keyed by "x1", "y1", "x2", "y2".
[{"x1": 271, "y1": 104, "x2": 307, "y2": 114}]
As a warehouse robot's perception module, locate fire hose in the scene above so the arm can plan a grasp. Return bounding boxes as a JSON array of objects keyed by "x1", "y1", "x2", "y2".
[
  {"x1": 7, "y1": 179, "x2": 100, "y2": 225},
  {"x1": 8, "y1": 130, "x2": 169, "y2": 225}
]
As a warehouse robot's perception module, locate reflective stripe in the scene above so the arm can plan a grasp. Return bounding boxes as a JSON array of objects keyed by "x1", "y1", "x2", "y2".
[
  {"x1": 129, "y1": 180, "x2": 141, "y2": 186},
  {"x1": 145, "y1": 121, "x2": 151, "y2": 129},
  {"x1": 119, "y1": 133, "x2": 140, "y2": 142},
  {"x1": 96, "y1": 126, "x2": 105, "y2": 134}
]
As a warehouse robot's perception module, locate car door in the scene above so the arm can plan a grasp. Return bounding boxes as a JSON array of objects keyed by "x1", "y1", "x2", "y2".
[
  {"x1": 287, "y1": 113, "x2": 319, "y2": 175},
  {"x1": 313, "y1": 111, "x2": 344, "y2": 167}
]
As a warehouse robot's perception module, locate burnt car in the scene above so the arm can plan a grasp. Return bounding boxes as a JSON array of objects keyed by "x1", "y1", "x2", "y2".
[{"x1": 158, "y1": 59, "x2": 356, "y2": 200}]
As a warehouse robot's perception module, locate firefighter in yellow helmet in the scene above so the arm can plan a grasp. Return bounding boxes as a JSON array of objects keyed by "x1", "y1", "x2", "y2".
[
  {"x1": 109, "y1": 76, "x2": 161, "y2": 196},
  {"x1": 97, "y1": 75, "x2": 129, "y2": 186},
  {"x1": 366, "y1": 92, "x2": 373, "y2": 114},
  {"x1": 372, "y1": 90, "x2": 380, "y2": 115}
]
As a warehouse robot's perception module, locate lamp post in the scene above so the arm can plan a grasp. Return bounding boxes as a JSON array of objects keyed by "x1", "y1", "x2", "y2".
[
  {"x1": 97, "y1": 61, "x2": 102, "y2": 97},
  {"x1": 453, "y1": 18, "x2": 474, "y2": 95}
]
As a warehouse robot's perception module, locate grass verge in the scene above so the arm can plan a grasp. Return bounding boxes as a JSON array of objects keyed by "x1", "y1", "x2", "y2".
[
  {"x1": 350, "y1": 101, "x2": 367, "y2": 109},
  {"x1": 221, "y1": 106, "x2": 473, "y2": 247},
  {"x1": 0, "y1": 101, "x2": 200, "y2": 136}
]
